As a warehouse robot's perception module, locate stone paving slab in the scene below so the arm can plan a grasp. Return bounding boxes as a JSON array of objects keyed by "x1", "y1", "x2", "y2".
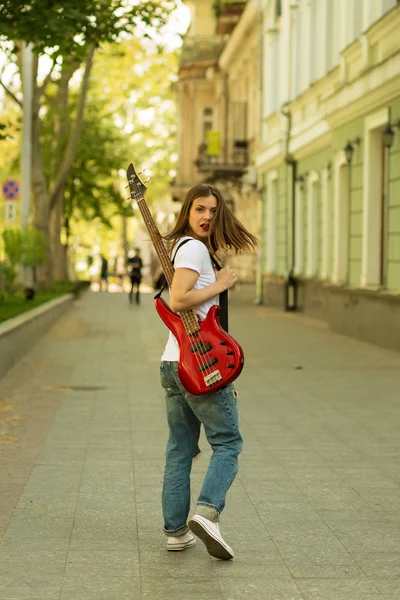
[{"x1": 0, "y1": 286, "x2": 400, "y2": 599}]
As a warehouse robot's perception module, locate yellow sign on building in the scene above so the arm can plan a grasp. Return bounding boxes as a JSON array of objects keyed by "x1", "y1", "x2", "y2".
[{"x1": 206, "y1": 131, "x2": 221, "y2": 155}]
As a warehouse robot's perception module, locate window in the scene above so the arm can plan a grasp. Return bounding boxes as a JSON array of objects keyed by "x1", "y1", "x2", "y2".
[
  {"x1": 306, "y1": 173, "x2": 319, "y2": 277},
  {"x1": 267, "y1": 174, "x2": 278, "y2": 272},
  {"x1": 202, "y1": 107, "x2": 214, "y2": 141},
  {"x1": 321, "y1": 167, "x2": 332, "y2": 279},
  {"x1": 333, "y1": 156, "x2": 349, "y2": 283},
  {"x1": 380, "y1": 137, "x2": 389, "y2": 287},
  {"x1": 294, "y1": 180, "x2": 304, "y2": 274},
  {"x1": 361, "y1": 108, "x2": 389, "y2": 287}
]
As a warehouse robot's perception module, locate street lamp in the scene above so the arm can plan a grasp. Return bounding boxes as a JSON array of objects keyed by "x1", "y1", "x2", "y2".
[
  {"x1": 383, "y1": 124, "x2": 395, "y2": 149},
  {"x1": 284, "y1": 269, "x2": 298, "y2": 312},
  {"x1": 296, "y1": 174, "x2": 305, "y2": 191},
  {"x1": 326, "y1": 161, "x2": 332, "y2": 178},
  {"x1": 344, "y1": 137, "x2": 361, "y2": 165},
  {"x1": 344, "y1": 142, "x2": 354, "y2": 165}
]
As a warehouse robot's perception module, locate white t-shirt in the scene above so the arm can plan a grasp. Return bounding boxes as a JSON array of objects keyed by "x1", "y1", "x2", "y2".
[{"x1": 161, "y1": 236, "x2": 219, "y2": 361}]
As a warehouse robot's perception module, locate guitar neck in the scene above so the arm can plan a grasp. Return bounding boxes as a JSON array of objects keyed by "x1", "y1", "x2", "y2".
[
  {"x1": 135, "y1": 197, "x2": 200, "y2": 334},
  {"x1": 136, "y1": 198, "x2": 174, "y2": 287}
]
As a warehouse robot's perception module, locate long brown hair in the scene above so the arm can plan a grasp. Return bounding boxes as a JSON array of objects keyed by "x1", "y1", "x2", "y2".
[{"x1": 164, "y1": 184, "x2": 259, "y2": 254}]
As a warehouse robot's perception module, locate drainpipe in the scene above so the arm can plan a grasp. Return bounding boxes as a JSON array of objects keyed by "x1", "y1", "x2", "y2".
[
  {"x1": 281, "y1": 102, "x2": 291, "y2": 273},
  {"x1": 223, "y1": 72, "x2": 229, "y2": 164},
  {"x1": 281, "y1": 103, "x2": 298, "y2": 311},
  {"x1": 282, "y1": 0, "x2": 298, "y2": 282},
  {"x1": 281, "y1": 103, "x2": 296, "y2": 272},
  {"x1": 255, "y1": 0, "x2": 265, "y2": 304}
]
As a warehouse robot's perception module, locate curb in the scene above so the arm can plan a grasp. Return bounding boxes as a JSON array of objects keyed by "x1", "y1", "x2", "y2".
[{"x1": 0, "y1": 294, "x2": 74, "y2": 380}]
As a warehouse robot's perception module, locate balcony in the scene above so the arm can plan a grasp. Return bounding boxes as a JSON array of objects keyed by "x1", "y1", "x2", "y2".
[
  {"x1": 195, "y1": 139, "x2": 249, "y2": 181},
  {"x1": 213, "y1": 1, "x2": 247, "y2": 34},
  {"x1": 180, "y1": 35, "x2": 225, "y2": 66}
]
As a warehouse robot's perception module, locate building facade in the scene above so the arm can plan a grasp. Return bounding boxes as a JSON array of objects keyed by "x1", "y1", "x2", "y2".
[
  {"x1": 257, "y1": 0, "x2": 400, "y2": 351},
  {"x1": 172, "y1": 0, "x2": 260, "y2": 281},
  {"x1": 173, "y1": 0, "x2": 400, "y2": 351}
]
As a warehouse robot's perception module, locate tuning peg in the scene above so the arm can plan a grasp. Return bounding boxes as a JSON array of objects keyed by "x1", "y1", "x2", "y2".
[{"x1": 144, "y1": 178, "x2": 151, "y2": 184}]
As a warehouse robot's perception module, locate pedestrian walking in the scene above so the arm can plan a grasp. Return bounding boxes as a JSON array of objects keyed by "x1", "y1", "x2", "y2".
[
  {"x1": 127, "y1": 248, "x2": 143, "y2": 304},
  {"x1": 160, "y1": 183, "x2": 258, "y2": 559},
  {"x1": 99, "y1": 255, "x2": 108, "y2": 292}
]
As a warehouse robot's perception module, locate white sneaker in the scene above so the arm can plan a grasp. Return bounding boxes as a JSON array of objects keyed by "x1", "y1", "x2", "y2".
[
  {"x1": 166, "y1": 531, "x2": 196, "y2": 552},
  {"x1": 188, "y1": 514, "x2": 234, "y2": 560}
]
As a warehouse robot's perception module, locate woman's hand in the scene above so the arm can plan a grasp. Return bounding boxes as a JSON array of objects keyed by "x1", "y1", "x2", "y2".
[
  {"x1": 215, "y1": 266, "x2": 237, "y2": 291},
  {"x1": 169, "y1": 265, "x2": 237, "y2": 313}
]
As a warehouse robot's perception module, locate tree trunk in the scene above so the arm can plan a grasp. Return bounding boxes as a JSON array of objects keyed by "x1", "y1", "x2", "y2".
[
  {"x1": 47, "y1": 46, "x2": 95, "y2": 281},
  {"x1": 49, "y1": 45, "x2": 95, "y2": 209},
  {"x1": 48, "y1": 59, "x2": 78, "y2": 281},
  {"x1": 31, "y1": 56, "x2": 52, "y2": 287},
  {"x1": 49, "y1": 191, "x2": 69, "y2": 281}
]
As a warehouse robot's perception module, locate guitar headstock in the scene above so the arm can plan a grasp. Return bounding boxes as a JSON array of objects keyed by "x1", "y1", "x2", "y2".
[{"x1": 126, "y1": 163, "x2": 148, "y2": 204}]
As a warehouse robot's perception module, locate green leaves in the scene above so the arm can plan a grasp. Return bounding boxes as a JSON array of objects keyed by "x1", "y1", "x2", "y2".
[
  {"x1": 2, "y1": 227, "x2": 47, "y2": 269},
  {"x1": 0, "y1": 1, "x2": 178, "y2": 58}
]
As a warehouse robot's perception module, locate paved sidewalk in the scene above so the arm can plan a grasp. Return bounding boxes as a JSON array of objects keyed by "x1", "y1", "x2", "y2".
[{"x1": 1, "y1": 286, "x2": 400, "y2": 600}]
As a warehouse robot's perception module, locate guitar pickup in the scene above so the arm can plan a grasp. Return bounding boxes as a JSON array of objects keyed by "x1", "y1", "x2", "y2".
[
  {"x1": 198, "y1": 358, "x2": 218, "y2": 372},
  {"x1": 190, "y1": 342, "x2": 212, "y2": 355}
]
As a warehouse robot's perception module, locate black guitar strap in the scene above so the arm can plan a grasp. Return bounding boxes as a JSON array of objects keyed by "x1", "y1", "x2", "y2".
[
  {"x1": 208, "y1": 254, "x2": 229, "y2": 333},
  {"x1": 154, "y1": 239, "x2": 191, "y2": 300},
  {"x1": 154, "y1": 238, "x2": 229, "y2": 332}
]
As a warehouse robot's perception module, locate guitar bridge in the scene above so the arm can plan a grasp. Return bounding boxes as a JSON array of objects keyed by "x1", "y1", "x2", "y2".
[{"x1": 204, "y1": 370, "x2": 222, "y2": 387}]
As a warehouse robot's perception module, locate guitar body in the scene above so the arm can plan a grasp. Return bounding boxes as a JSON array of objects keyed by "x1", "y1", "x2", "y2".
[{"x1": 155, "y1": 297, "x2": 244, "y2": 396}]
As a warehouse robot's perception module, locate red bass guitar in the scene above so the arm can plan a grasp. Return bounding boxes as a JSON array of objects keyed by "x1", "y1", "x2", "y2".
[{"x1": 126, "y1": 163, "x2": 244, "y2": 396}]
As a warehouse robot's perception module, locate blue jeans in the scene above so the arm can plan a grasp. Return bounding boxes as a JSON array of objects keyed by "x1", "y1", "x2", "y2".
[{"x1": 160, "y1": 361, "x2": 243, "y2": 536}]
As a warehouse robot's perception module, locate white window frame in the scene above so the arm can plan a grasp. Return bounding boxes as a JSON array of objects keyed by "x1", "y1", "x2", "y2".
[
  {"x1": 306, "y1": 171, "x2": 319, "y2": 277},
  {"x1": 361, "y1": 107, "x2": 389, "y2": 287},
  {"x1": 294, "y1": 179, "x2": 304, "y2": 275},
  {"x1": 320, "y1": 167, "x2": 332, "y2": 279}
]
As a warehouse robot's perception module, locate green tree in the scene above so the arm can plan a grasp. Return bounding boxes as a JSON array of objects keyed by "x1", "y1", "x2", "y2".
[
  {"x1": 0, "y1": 0, "x2": 177, "y2": 285},
  {"x1": 1, "y1": 226, "x2": 46, "y2": 292},
  {"x1": 90, "y1": 40, "x2": 180, "y2": 206}
]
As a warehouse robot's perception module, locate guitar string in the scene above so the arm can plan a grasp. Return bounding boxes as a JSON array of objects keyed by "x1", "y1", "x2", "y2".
[
  {"x1": 168, "y1": 240, "x2": 218, "y2": 380},
  {"x1": 128, "y1": 167, "x2": 216, "y2": 382}
]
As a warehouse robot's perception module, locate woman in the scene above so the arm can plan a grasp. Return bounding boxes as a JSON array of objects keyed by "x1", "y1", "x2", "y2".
[{"x1": 160, "y1": 183, "x2": 258, "y2": 559}]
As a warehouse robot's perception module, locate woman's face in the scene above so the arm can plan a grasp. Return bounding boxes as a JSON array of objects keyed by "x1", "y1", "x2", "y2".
[{"x1": 188, "y1": 195, "x2": 218, "y2": 241}]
